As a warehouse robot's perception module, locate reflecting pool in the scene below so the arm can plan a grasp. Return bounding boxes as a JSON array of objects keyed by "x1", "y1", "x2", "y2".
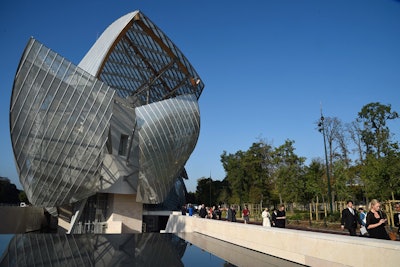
[{"x1": 0, "y1": 233, "x2": 304, "y2": 266}]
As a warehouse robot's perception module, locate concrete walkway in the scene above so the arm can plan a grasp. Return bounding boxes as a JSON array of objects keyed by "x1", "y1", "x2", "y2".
[{"x1": 164, "y1": 212, "x2": 400, "y2": 267}]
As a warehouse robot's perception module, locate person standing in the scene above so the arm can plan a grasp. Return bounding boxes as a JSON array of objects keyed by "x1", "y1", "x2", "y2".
[
  {"x1": 358, "y1": 207, "x2": 367, "y2": 236},
  {"x1": 271, "y1": 209, "x2": 277, "y2": 227},
  {"x1": 199, "y1": 204, "x2": 207, "y2": 218},
  {"x1": 242, "y1": 205, "x2": 250, "y2": 224},
  {"x1": 366, "y1": 199, "x2": 390, "y2": 240},
  {"x1": 262, "y1": 208, "x2": 271, "y2": 227},
  {"x1": 275, "y1": 205, "x2": 286, "y2": 228},
  {"x1": 393, "y1": 203, "x2": 400, "y2": 235},
  {"x1": 231, "y1": 206, "x2": 237, "y2": 222},
  {"x1": 215, "y1": 205, "x2": 222, "y2": 220},
  {"x1": 188, "y1": 204, "x2": 194, "y2": 216},
  {"x1": 341, "y1": 200, "x2": 359, "y2": 236},
  {"x1": 181, "y1": 205, "x2": 187, "y2": 216}
]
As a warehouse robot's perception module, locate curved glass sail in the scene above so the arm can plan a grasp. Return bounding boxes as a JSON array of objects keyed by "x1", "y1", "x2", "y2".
[
  {"x1": 10, "y1": 39, "x2": 114, "y2": 207},
  {"x1": 135, "y1": 94, "x2": 200, "y2": 203}
]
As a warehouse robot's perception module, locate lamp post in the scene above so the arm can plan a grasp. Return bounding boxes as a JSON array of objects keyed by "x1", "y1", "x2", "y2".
[
  {"x1": 209, "y1": 172, "x2": 212, "y2": 207},
  {"x1": 318, "y1": 113, "x2": 333, "y2": 214}
]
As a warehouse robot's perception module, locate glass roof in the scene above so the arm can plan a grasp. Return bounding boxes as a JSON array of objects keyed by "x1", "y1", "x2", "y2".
[{"x1": 98, "y1": 12, "x2": 204, "y2": 107}]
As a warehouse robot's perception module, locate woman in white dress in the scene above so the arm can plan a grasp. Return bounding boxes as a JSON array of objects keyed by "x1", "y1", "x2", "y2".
[{"x1": 262, "y1": 208, "x2": 271, "y2": 227}]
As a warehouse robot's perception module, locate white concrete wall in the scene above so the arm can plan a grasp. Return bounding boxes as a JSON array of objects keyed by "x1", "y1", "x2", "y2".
[
  {"x1": 164, "y1": 213, "x2": 400, "y2": 267},
  {"x1": 106, "y1": 194, "x2": 143, "y2": 233}
]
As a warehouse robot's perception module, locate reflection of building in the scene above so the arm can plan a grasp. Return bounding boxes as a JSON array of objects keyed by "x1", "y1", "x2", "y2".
[
  {"x1": 0, "y1": 233, "x2": 187, "y2": 266},
  {"x1": 9, "y1": 10, "x2": 204, "y2": 233}
]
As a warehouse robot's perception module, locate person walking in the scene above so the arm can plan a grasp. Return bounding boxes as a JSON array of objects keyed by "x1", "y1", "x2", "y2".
[
  {"x1": 262, "y1": 208, "x2": 271, "y2": 227},
  {"x1": 242, "y1": 205, "x2": 250, "y2": 224},
  {"x1": 366, "y1": 199, "x2": 390, "y2": 240},
  {"x1": 341, "y1": 200, "x2": 359, "y2": 236}
]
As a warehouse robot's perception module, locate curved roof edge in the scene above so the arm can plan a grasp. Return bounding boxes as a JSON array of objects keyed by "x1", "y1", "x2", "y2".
[{"x1": 78, "y1": 10, "x2": 140, "y2": 76}]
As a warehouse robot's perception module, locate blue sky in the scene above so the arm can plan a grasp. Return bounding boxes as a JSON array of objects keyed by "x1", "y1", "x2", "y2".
[{"x1": 1, "y1": 0, "x2": 400, "y2": 192}]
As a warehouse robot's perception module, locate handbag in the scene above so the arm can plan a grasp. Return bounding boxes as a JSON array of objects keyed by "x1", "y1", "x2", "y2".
[{"x1": 360, "y1": 225, "x2": 367, "y2": 235}]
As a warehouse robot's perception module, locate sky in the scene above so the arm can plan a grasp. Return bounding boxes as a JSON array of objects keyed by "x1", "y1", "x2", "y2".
[{"x1": 1, "y1": 0, "x2": 400, "y2": 193}]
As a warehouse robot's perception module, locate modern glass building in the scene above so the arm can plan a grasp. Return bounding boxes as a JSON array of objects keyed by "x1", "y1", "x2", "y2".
[{"x1": 9, "y1": 11, "x2": 204, "y2": 233}]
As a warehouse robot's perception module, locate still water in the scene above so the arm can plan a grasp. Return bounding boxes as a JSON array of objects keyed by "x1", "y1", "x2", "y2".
[{"x1": 0, "y1": 233, "x2": 303, "y2": 267}]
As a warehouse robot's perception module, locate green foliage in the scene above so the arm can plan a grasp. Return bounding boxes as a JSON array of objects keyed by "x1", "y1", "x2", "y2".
[
  {"x1": 286, "y1": 211, "x2": 309, "y2": 220},
  {"x1": 221, "y1": 142, "x2": 274, "y2": 205},
  {"x1": 195, "y1": 177, "x2": 230, "y2": 206},
  {"x1": 357, "y1": 102, "x2": 399, "y2": 157},
  {"x1": 325, "y1": 211, "x2": 341, "y2": 222},
  {"x1": 303, "y1": 159, "x2": 325, "y2": 202},
  {"x1": 357, "y1": 102, "x2": 400, "y2": 200},
  {"x1": 193, "y1": 102, "x2": 400, "y2": 207},
  {"x1": 0, "y1": 178, "x2": 22, "y2": 204},
  {"x1": 273, "y1": 140, "x2": 306, "y2": 204},
  {"x1": 333, "y1": 160, "x2": 352, "y2": 201}
]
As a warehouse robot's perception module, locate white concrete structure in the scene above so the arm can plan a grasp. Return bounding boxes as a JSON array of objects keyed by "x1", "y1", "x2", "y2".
[{"x1": 164, "y1": 213, "x2": 400, "y2": 267}]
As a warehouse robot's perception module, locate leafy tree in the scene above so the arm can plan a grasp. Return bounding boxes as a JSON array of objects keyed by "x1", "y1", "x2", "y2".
[
  {"x1": 356, "y1": 102, "x2": 400, "y2": 200},
  {"x1": 332, "y1": 159, "x2": 353, "y2": 201},
  {"x1": 185, "y1": 191, "x2": 197, "y2": 204},
  {"x1": 357, "y1": 102, "x2": 398, "y2": 158},
  {"x1": 303, "y1": 159, "x2": 325, "y2": 202},
  {"x1": 0, "y1": 178, "x2": 21, "y2": 204},
  {"x1": 18, "y1": 191, "x2": 29, "y2": 203},
  {"x1": 195, "y1": 177, "x2": 213, "y2": 206},
  {"x1": 221, "y1": 150, "x2": 245, "y2": 204},
  {"x1": 273, "y1": 140, "x2": 306, "y2": 204},
  {"x1": 220, "y1": 142, "x2": 275, "y2": 205}
]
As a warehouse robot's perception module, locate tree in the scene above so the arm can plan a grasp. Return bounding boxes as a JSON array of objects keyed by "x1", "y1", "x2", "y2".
[
  {"x1": 195, "y1": 177, "x2": 213, "y2": 205},
  {"x1": 221, "y1": 141, "x2": 276, "y2": 205},
  {"x1": 347, "y1": 121, "x2": 364, "y2": 163},
  {"x1": 0, "y1": 178, "x2": 21, "y2": 204},
  {"x1": 221, "y1": 150, "x2": 245, "y2": 204},
  {"x1": 303, "y1": 158, "x2": 325, "y2": 203},
  {"x1": 357, "y1": 102, "x2": 399, "y2": 158},
  {"x1": 357, "y1": 102, "x2": 400, "y2": 200},
  {"x1": 332, "y1": 159, "x2": 353, "y2": 201},
  {"x1": 273, "y1": 140, "x2": 306, "y2": 204}
]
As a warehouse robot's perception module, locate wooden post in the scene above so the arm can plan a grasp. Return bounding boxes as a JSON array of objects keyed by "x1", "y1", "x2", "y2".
[
  {"x1": 309, "y1": 202, "x2": 313, "y2": 221},
  {"x1": 388, "y1": 200, "x2": 394, "y2": 227}
]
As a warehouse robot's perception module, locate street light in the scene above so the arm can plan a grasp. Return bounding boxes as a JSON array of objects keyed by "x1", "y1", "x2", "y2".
[{"x1": 318, "y1": 112, "x2": 333, "y2": 214}]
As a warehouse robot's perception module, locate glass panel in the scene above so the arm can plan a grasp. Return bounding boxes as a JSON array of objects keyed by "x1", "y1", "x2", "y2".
[{"x1": 10, "y1": 39, "x2": 114, "y2": 207}]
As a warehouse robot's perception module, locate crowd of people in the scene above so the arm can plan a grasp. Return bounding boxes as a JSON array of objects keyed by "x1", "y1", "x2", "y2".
[
  {"x1": 181, "y1": 200, "x2": 400, "y2": 241},
  {"x1": 181, "y1": 203, "x2": 287, "y2": 228},
  {"x1": 341, "y1": 199, "x2": 400, "y2": 240}
]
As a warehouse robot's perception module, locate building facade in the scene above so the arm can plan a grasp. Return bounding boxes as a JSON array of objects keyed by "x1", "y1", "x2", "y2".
[{"x1": 9, "y1": 11, "x2": 204, "y2": 233}]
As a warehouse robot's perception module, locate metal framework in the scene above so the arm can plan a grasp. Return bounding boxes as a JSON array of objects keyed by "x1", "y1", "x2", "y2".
[{"x1": 10, "y1": 10, "x2": 204, "y2": 207}]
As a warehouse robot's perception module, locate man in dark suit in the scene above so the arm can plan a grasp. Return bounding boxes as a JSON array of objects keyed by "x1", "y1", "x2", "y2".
[
  {"x1": 275, "y1": 204, "x2": 286, "y2": 228},
  {"x1": 341, "y1": 200, "x2": 359, "y2": 236},
  {"x1": 394, "y1": 203, "x2": 400, "y2": 234}
]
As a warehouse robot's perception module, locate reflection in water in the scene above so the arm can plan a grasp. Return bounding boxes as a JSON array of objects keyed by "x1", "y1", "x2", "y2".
[
  {"x1": 0, "y1": 233, "x2": 187, "y2": 267},
  {"x1": 0, "y1": 233, "x2": 304, "y2": 266},
  {"x1": 179, "y1": 233, "x2": 305, "y2": 267}
]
